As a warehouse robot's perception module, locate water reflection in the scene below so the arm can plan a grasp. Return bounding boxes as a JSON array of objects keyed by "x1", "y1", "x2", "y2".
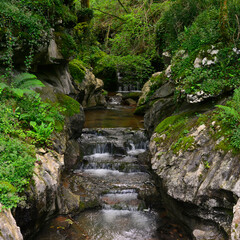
[{"x1": 84, "y1": 106, "x2": 144, "y2": 129}]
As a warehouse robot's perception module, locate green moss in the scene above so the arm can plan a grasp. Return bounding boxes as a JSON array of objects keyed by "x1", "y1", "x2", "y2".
[
  {"x1": 171, "y1": 136, "x2": 194, "y2": 154},
  {"x1": 122, "y1": 92, "x2": 142, "y2": 100},
  {"x1": 56, "y1": 93, "x2": 80, "y2": 117},
  {"x1": 69, "y1": 59, "x2": 86, "y2": 83},
  {"x1": 102, "y1": 90, "x2": 108, "y2": 96},
  {"x1": 79, "y1": 201, "x2": 85, "y2": 211},
  {"x1": 134, "y1": 104, "x2": 147, "y2": 115},
  {"x1": 155, "y1": 113, "x2": 189, "y2": 134},
  {"x1": 154, "y1": 112, "x2": 199, "y2": 154}
]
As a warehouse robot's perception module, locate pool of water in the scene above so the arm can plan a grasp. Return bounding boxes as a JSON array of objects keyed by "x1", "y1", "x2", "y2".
[{"x1": 84, "y1": 106, "x2": 144, "y2": 129}]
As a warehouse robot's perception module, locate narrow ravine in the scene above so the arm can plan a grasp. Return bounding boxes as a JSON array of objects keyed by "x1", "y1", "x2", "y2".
[{"x1": 34, "y1": 93, "x2": 188, "y2": 240}]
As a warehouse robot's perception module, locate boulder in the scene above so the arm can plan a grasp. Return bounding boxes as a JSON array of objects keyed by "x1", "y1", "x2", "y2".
[
  {"x1": 125, "y1": 98, "x2": 137, "y2": 106},
  {"x1": 74, "y1": 69, "x2": 107, "y2": 108}
]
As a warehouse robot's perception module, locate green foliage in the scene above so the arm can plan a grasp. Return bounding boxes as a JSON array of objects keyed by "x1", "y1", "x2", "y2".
[
  {"x1": 13, "y1": 73, "x2": 45, "y2": 89},
  {"x1": 178, "y1": 8, "x2": 220, "y2": 52},
  {"x1": 155, "y1": 0, "x2": 220, "y2": 53},
  {"x1": 94, "y1": 54, "x2": 153, "y2": 91},
  {"x1": 154, "y1": 112, "x2": 197, "y2": 154},
  {"x1": 0, "y1": 135, "x2": 35, "y2": 209},
  {"x1": 216, "y1": 88, "x2": 240, "y2": 151},
  {"x1": 0, "y1": 0, "x2": 49, "y2": 74},
  {"x1": 69, "y1": 59, "x2": 86, "y2": 83},
  {"x1": 0, "y1": 85, "x2": 64, "y2": 145}
]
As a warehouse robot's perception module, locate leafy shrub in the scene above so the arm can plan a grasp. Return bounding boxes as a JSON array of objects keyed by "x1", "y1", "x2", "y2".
[
  {"x1": 0, "y1": 135, "x2": 35, "y2": 209},
  {"x1": 216, "y1": 88, "x2": 240, "y2": 151}
]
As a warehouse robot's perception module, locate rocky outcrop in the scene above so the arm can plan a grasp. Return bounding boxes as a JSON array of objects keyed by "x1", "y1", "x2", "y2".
[
  {"x1": 0, "y1": 205, "x2": 23, "y2": 240},
  {"x1": 14, "y1": 149, "x2": 64, "y2": 239},
  {"x1": 74, "y1": 69, "x2": 107, "y2": 108},
  {"x1": 149, "y1": 120, "x2": 240, "y2": 239}
]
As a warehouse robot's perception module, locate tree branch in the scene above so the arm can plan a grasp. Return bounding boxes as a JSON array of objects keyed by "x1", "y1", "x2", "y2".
[
  {"x1": 92, "y1": 8, "x2": 125, "y2": 21},
  {"x1": 117, "y1": 0, "x2": 129, "y2": 13}
]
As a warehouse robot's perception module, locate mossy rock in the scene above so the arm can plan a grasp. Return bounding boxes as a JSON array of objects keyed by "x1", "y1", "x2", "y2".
[
  {"x1": 122, "y1": 92, "x2": 142, "y2": 101},
  {"x1": 134, "y1": 104, "x2": 148, "y2": 115},
  {"x1": 56, "y1": 93, "x2": 80, "y2": 117},
  {"x1": 54, "y1": 31, "x2": 77, "y2": 59},
  {"x1": 69, "y1": 59, "x2": 86, "y2": 83}
]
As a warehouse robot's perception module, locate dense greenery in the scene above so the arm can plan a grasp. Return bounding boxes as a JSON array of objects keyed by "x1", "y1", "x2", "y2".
[{"x1": 1, "y1": 0, "x2": 240, "y2": 209}]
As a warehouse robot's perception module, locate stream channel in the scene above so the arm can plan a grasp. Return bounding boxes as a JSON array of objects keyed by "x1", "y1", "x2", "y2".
[{"x1": 35, "y1": 93, "x2": 188, "y2": 240}]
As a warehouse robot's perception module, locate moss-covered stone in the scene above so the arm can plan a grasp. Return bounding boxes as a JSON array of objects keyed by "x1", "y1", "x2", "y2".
[
  {"x1": 171, "y1": 136, "x2": 195, "y2": 153},
  {"x1": 134, "y1": 104, "x2": 148, "y2": 115},
  {"x1": 54, "y1": 31, "x2": 77, "y2": 59},
  {"x1": 69, "y1": 59, "x2": 86, "y2": 83},
  {"x1": 56, "y1": 93, "x2": 80, "y2": 117}
]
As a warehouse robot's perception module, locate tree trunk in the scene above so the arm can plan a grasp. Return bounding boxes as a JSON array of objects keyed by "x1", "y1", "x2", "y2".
[{"x1": 220, "y1": 0, "x2": 230, "y2": 40}]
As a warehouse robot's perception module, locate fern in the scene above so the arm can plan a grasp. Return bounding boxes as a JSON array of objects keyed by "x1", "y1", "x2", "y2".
[
  {"x1": 13, "y1": 73, "x2": 45, "y2": 89},
  {"x1": 216, "y1": 105, "x2": 240, "y2": 121}
]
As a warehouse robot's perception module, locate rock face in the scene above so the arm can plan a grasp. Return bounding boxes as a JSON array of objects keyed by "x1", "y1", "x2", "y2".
[
  {"x1": 149, "y1": 121, "x2": 240, "y2": 239},
  {"x1": 0, "y1": 205, "x2": 23, "y2": 240},
  {"x1": 14, "y1": 150, "x2": 65, "y2": 239},
  {"x1": 144, "y1": 81, "x2": 175, "y2": 134}
]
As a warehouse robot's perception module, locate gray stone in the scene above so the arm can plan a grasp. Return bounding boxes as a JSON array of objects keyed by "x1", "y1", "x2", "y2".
[
  {"x1": 150, "y1": 82, "x2": 174, "y2": 99},
  {"x1": 74, "y1": 70, "x2": 107, "y2": 108},
  {"x1": 0, "y1": 204, "x2": 23, "y2": 240},
  {"x1": 149, "y1": 120, "x2": 240, "y2": 238}
]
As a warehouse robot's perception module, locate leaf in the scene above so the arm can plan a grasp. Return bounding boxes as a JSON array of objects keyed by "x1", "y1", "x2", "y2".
[
  {"x1": 13, "y1": 73, "x2": 45, "y2": 89},
  {"x1": 12, "y1": 88, "x2": 24, "y2": 97}
]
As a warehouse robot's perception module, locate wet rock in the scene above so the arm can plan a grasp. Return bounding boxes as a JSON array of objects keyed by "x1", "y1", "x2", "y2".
[
  {"x1": 125, "y1": 98, "x2": 137, "y2": 106},
  {"x1": 0, "y1": 204, "x2": 23, "y2": 240},
  {"x1": 64, "y1": 139, "x2": 82, "y2": 170},
  {"x1": 65, "y1": 105, "x2": 85, "y2": 139},
  {"x1": 150, "y1": 82, "x2": 174, "y2": 100}
]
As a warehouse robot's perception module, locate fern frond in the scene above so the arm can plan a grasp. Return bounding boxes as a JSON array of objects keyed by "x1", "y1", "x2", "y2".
[
  {"x1": 13, "y1": 73, "x2": 45, "y2": 89},
  {"x1": 216, "y1": 105, "x2": 240, "y2": 121}
]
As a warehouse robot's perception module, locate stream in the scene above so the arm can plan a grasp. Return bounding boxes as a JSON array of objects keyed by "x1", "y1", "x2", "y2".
[{"x1": 34, "y1": 93, "x2": 188, "y2": 240}]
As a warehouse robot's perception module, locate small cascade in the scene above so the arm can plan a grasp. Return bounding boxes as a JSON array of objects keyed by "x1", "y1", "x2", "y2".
[
  {"x1": 118, "y1": 83, "x2": 142, "y2": 93},
  {"x1": 72, "y1": 127, "x2": 160, "y2": 239}
]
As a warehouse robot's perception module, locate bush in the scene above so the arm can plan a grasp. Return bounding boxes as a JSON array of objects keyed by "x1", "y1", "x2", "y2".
[
  {"x1": 0, "y1": 135, "x2": 35, "y2": 209},
  {"x1": 216, "y1": 88, "x2": 240, "y2": 151}
]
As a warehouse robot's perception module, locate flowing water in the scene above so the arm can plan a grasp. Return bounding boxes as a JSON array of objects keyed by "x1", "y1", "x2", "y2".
[{"x1": 35, "y1": 93, "x2": 188, "y2": 240}]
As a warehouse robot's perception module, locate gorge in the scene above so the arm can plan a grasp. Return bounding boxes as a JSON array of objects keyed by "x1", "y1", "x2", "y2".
[{"x1": 1, "y1": 0, "x2": 240, "y2": 239}]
